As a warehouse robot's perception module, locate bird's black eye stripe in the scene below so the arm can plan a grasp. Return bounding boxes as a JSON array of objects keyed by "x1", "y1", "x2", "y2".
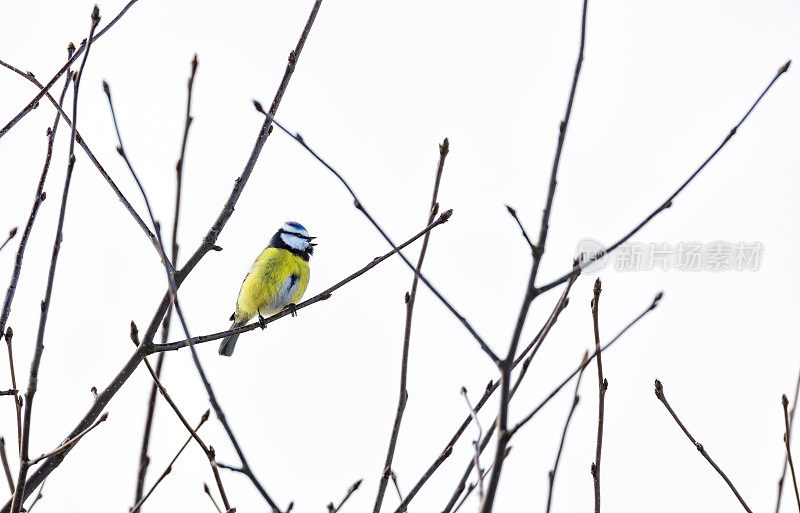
[{"x1": 279, "y1": 229, "x2": 314, "y2": 240}]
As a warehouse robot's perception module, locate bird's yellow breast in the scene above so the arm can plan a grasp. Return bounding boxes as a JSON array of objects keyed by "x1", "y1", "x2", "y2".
[{"x1": 234, "y1": 247, "x2": 310, "y2": 323}]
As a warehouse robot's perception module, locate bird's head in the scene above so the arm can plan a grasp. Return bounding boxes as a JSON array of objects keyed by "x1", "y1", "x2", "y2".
[{"x1": 275, "y1": 221, "x2": 316, "y2": 257}]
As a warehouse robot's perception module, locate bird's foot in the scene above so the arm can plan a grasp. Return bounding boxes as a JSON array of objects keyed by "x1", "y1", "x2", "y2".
[
  {"x1": 285, "y1": 303, "x2": 298, "y2": 318},
  {"x1": 258, "y1": 314, "x2": 268, "y2": 330}
]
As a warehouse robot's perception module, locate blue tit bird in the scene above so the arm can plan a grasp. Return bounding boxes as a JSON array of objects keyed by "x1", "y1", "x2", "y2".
[{"x1": 218, "y1": 221, "x2": 315, "y2": 356}]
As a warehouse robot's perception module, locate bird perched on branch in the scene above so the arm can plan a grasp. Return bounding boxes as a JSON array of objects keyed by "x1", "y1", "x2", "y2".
[{"x1": 219, "y1": 221, "x2": 315, "y2": 356}]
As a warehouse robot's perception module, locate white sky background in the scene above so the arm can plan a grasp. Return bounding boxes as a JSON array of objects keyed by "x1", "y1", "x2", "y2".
[{"x1": 1, "y1": 1, "x2": 799, "y2": 512}]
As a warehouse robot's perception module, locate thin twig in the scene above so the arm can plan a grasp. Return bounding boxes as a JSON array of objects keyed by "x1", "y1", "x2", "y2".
[
  {"x1": 258, "y1": 106, "x2": 499, "y2": 364},
  {"x1": 442, "y1": 281, "x2": 577, "y2": 513},
  {"x1": 537, "y1": 59, "x2": 792, "y2": 296},
  {"x1": 0, "y1": 0, "x2": 140, "y2": 140},
  {"x1": 389, "y1": 471, "x2": 404, "y2": 503},
  {"x1": 452, "y1": 447, "x2": 512, "y2": 513},
  {"x1": 777, "y1": 365, "x2": 800, "y2": 513},
  {"x1": 461, "y1": 387, "x2": 485, "y2": 500},
  {"x1": 153, "y1": 212, "x2": 452, "y2": 353},
  {"x1": 10, "y1": 9, "x2": 100, "y2": 513},
  {"x1": 654, "y1": 379, "x2": 753, "y2": 513},
  {"x1": 782, "y1": 394, "x2": 800, "y2": 512},
  {"x1": 133, "y1": 54, "x2": 198, "y2": 509},
  {"x1": 132, "y1": 324, "x2": 232, "y2": 511},
  {"x1": 0, "y1": 4, "x2": 323, "y2": 508},
  {"x1": 3, "y1": 328, "x2": 21, "y2": 452},
  {"x1": 23, "y1": 480, "x2": 44, "y2": 513},
  {"x1": 481, "y1": 2, "x2": 589, "y2": 510},
  {"x1": 504, "y1": 206, "x2": 534, "y2": 255},
  {"x1": 545, "y1": 350, "x2": 588, "y2": 513},
  {"x1": 328, "y1": 479, "x2": 362, "y2": 513},
  {"x1": 129, "y1": 410, "x2": 210, "y2": 513},
  {"x1": 0, "y1": 62, "x2": 169, "y2": 271},
  {"x1": 27, "y1": 413, "x2": 108, "y2": 466},
  {"x1": 510, "y1": 291, "x2": 662, "y2": 436},
  {"x1": 403, "y1": 276, "x2": 580, "y2": 513},
  {"x1": 0, "y1": 438, "x2": 13, "y2": 493},
  {"x1": 0, "y1": 230, "x2": 17, "y2": 255},
  {"x1": 0, "y1": 52, "x2": 73, "y2": 455},
  {"x1": 373, "y1": 138, "x2": 448, "y2": 513},
  {"x1": 204, "y1": 483, "x2": 223, "y2": 513},
  {"x1": 590, "y1": 279, "x2": 605, "y2": 513}
]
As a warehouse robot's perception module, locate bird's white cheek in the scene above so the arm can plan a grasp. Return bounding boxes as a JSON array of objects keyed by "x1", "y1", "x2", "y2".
[{"x1": 280, "y1": 233, "x2": 308, "y2": 251}]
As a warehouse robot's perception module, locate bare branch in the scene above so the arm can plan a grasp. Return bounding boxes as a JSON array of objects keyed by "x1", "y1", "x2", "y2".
[
  {"x1": 443, "y1": 281, "x2": 578, "y2": 513},
  {"x1": 133, "y1": 53, "x2": 198, "y2": 509},
  {"x1": 402, "y1": 275, "x2": 580, "y2": 513},
  {"x1": 537, "y1": 59, "x2": 792, "y2": 296},
  {"x1": 0, "y1": 230, "x2": 17, "y2": 255},
  {"x1": 129, "y1": 410, "x2": 210, "y2": 513},
  {"x1": 545, "y1": 351, "x2": 588, "y2": 513},
  {"x1": 204, "y1": 483, "x2": 223, "y2": 513},
  {"x1": 510, "y1": 291, "x2": 662, "y2": 436},
  {"x1": 258, "y1": 108, "x2": 499, "y2": 364},
  {"x1": 0, "y1": 0, "x2": 141, "y2": 140},
  {"x1": 0, "y1": 63, "x2": 170, "y2": 270},
  {"x1": 22, "y1": 480, "x2": 44, "y2": 513},
  {"x1": 480, "y1": 1, "x2": 590, "y2": 509},
  {"x1": 328, "y1": 479, "x2": 362, "y2": 513},
  {"x1": 504, "y1": 206, "x2": 535, "y2": 255},
  {"x1": 777, "y1": 365, "x2": 800, "y2": 513},
  {"x1": 10, "y1": 9, "x2": 100, "y2": 512},
  {"x1": 782, "y1": 394, "x2": 800, "y2": 512},
  {"x1": 132, "y1": 323, "x2": 231, "y2": 511},
  {"x1": 373, "y1": 138, "x2": 448, "y2": 513},
  {"x1": 27, "y1": 413, "x2": 108, "y2": 466},
  {"x1": 461, "y1": 387, "x2": 485, "y2": 500},
  {"x1": 452, "y1": 447, "x2": 512, "y2": 513},
  {"x1": 0, "y1": 51, "x2": 73, "y2": 455},
  {"x1": 389, "y1": 472, "x2": 404, "y2": 503},
  {"x1": 0, "y1": 438, "x2": 13, "y2": 493},
  {"x1": 654, "y1": 379, "x2": 753, "y2": 513},
  {"x1": 590, "y1": 279, "x2": 605, "y2": 513},
  {"x1": 0, "y1": 3, "x2": 325, "y2": 509},
  {"x1": 152, "y1": 212, "x2": 452, "y2": 353},
  {"x1": 3, "y1": 328, "x2": 21, "y2": 451}
]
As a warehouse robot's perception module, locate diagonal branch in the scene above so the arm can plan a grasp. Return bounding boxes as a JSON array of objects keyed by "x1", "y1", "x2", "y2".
[
  {"x1": 537, "y1": 59, "x2": 792, "y2": 296},
  {"x1": 132, "y1": 324, "x2": 231, "y2": 510},
  {"x1": 0, "y1": 438, "x2": 13, "y2": 493},
  {"x1": 27, "y1": 413, "x2": 108, "y2": 466},
  {"x1": 777, "y1": 365, "x2": 800, "y2": 513},
  {"x1": 654, "y1": 379, "x2": 753, "y2": 513},
  {"x1": 0, "y1": 49, "x2": 74, "y2": 452},
  {"x1": 328, "y1": 479, "x2": 363, "y2": 513},
  {"x1": 372, "y1": 138, "x2": 448, "y2": 513},
  {"x1": 133, "y1": 53, "x2": 198, "y2": 509},
  {"x1": 481, "y1": 1, "x2": 590, "y2": 510},
  {"x1": 0, "y1": 59, "x2": 170, "y2": 271},
  {"x1": 130, "y1": 410, "x2": 210, "y2": 513},
  {"x1": 10, "y1": 9, "x2": 100, "y2": 513},
  {"x1": 0, "y1": 230, "x2": 16, "y2": 255},
  {"x1": 0, "y1": 0, "x2": 141, "y2": 140},
  {"x1": 402, "y1": 276, "x2": 579, "y2": 513},
  {"x1": 545, "y1": 351, "x2": 588, "y2": 513},
  {"x1": 782, "y1": 394, "x2": 800, "y2": 512},
  {"x1": 152, "y1": 212, "x2": 452, "y2": 353},
  {"x1": 0, "y1": 3, "x2": 325, "y2": 509},
  {"x1": 257, "y1": 106, "x2": 499, "y2": 364}
]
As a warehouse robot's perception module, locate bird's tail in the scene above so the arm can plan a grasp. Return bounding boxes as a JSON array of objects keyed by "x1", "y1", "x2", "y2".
[{"x1": 218, "y1": 320, "x2": 246, "y2": 357}]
